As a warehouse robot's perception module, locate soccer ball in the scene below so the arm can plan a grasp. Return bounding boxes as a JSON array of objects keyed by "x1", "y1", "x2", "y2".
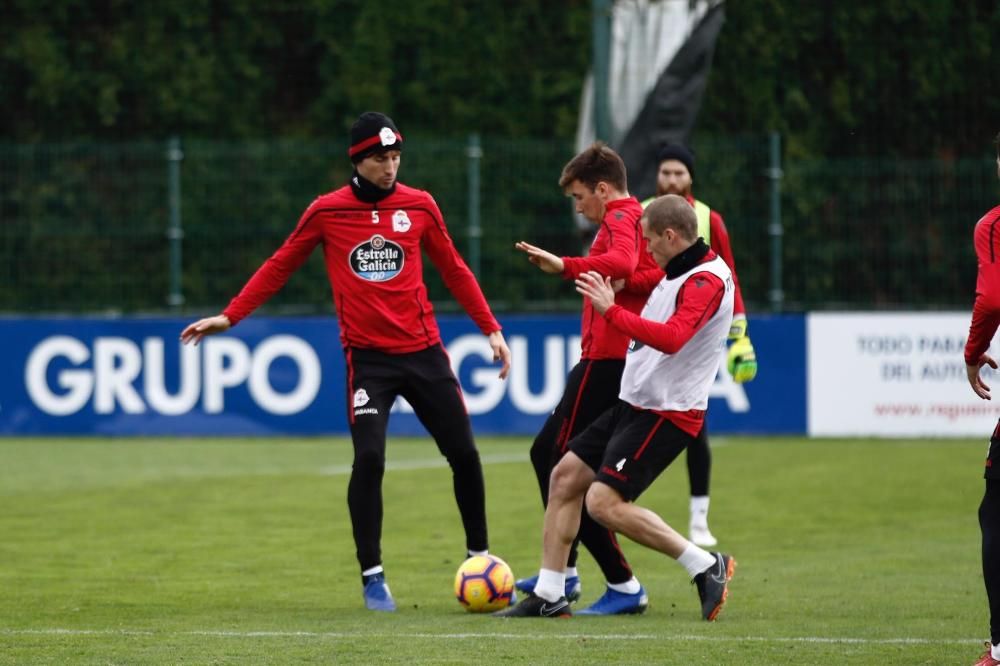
[{"x1": 454, "y1": 554, "x2": 515, "y2": 612}]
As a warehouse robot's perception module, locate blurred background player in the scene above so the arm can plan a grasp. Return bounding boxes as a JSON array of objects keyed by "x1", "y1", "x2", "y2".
[
  {"x1": 965, "y1": 132, "x2": 1000, "y2": 666},
  {"x1": 640, "y1": 142, "x2": 757, "y2": 547},
  {"x1": 497, "y1": 194, "x2": 735, "y2": 620},
  {"x1": 181, "y1": 111, "x2": 511, "y2": 613},
  {"x1": 512, "y1": 142, "x2": 657, "y2": 614}
]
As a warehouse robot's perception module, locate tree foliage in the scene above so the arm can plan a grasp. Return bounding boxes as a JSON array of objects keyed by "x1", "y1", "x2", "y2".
[
  {"x1": 0, "y1": 0, "x2": 591, "y2": 141},
  {"x1": 699, "y1": 0, "x2": 1000, "y2": 158},
  {"x1": 2, "y1": 1, "x2": 997, "y2": 157},
  {"x1": 2, "y1": 1, "x2": 999, "y2": 314}
]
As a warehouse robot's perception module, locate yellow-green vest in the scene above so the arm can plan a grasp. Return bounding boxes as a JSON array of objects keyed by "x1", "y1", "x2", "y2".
[{"x1": 640, "y1": 196, "x2": 711, "y2": 244}]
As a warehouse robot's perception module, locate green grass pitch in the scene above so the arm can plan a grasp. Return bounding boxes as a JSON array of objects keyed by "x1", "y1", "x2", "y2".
[{"x1": 0, "y1": 435, "x2": 991, "y2": 664}]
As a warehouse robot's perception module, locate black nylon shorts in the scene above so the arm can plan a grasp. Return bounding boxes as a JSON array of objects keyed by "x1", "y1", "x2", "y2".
[{"x1": 569, "y1": 401, "x2": 694, "y2": 501}]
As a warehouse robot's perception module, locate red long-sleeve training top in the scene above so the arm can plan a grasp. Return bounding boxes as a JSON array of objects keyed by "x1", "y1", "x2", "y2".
[
  {"x1": 222, "y1": 182, "x2": 500, "y2": 353},
  {"x1": 965, "y1": 204, "x2": 1000, "y2": 364},
  {"x1": 559, "y1": 197, "x2": 660, "y2": 360}
]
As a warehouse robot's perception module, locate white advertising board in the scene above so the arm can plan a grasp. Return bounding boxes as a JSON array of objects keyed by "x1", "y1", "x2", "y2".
[{"x1": 808, "y1": 312, "x2": 1000, "y2": 437}]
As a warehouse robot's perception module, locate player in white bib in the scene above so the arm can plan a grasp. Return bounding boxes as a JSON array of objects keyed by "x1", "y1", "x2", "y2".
[{"x1": 497, "y1": 194, "x2": 736, "y2": 620}]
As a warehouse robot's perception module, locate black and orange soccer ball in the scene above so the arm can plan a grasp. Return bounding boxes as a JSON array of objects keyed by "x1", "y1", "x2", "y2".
[{"x1": 454, "y1": 554, "x2": 515, "y2": 612}]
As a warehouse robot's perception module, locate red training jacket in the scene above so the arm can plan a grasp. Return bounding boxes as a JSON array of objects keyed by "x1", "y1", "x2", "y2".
[
  {"x1": 560, "y1": 197, "x2": 659, "y2": 360},
  {"x1": 965, "y1": 204, "x2": 1000, "y2": 364},
  {"x1": 222, "y1": 183, "x2": 500, "y2": 353}
]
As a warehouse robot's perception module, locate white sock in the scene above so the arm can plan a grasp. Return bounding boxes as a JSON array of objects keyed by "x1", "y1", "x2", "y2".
[
  {"x1": 677, "y1": 542, "x2": 716, "y2": 578},
  {"x1": 993, "y1": 643, "x2": 1000, "y2": 660},
  {"x1": 534, "y1": 568, "x2": 565, "y2": 602},
  {"x1": 690, "y1": 495, "x2": 710, "y2": 526},
  {"x1": 565, "y1": 566, "x2": 579, "y2": 578},
  {"x1": 361, "y1": 565, "x2": 383, "y2": 577},
  {"x1": 467, "y1": 549, "x2": 488, "y2": 557},
  {"x1": 607, "y1": 576, "x2": 641, "y2": 594}
]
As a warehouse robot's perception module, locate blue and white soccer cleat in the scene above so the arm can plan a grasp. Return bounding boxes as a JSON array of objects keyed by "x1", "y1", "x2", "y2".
[
  {"x1": 514, "y1": 574, "x2": 582, "y2": 602},
  {"x1": 363, "y1": 572, "x2": 397, "y2": 612},
  {"x1": 576, "y1": 585, "x2": 648, "y2": 615}
]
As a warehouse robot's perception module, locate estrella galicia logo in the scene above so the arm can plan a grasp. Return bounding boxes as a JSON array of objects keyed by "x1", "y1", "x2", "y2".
[{"x1": 350, "y1": 234, "x2": 404, "y2": 282}]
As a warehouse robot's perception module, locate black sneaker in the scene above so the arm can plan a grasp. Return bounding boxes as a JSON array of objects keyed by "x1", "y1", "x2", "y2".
[
  {"x1": 693, "y1": 552, "x2": 735, "y2": 621},
  {"x1": 493, "y1": 594, "x2": 572, "y2": 618}
]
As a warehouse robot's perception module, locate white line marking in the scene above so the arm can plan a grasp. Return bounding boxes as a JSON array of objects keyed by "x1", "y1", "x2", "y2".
[
  {"x1": 0, "y1": 628, "x2": 980, "y2": 645},
  {"x1": 319, "y1": 452, "x2": 528, "y2": 476}
]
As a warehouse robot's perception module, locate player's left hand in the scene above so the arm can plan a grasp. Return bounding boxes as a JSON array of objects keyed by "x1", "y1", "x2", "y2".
[
  {"x1": 574, "y1": 271, "x2": 615, "y2": 314},
  {"x1": 180, "y1": 314, "x2": 231, "y2": 346},
  {"x1": 515, "y1": 241, "x2": 565, "y2": 274},
  {"x1": 968, "y1": 353, "x2": 998, "y2": 400},
  {"x1": 727, "y1": 336, "x2": 757, "y2": 383},
  {"x1": 489, "y1": 330, "x2": 512, "y2": 380}
]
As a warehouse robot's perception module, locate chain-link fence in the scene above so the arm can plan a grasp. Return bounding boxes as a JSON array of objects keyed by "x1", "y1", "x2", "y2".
[{"x1": 1, "y1": 136, "x2": 997, "y2": 316}]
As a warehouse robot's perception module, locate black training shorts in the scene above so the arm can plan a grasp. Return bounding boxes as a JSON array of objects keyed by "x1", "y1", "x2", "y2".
[{"x1": 569, "y1": 401, "x2": 694, "y2": 501}]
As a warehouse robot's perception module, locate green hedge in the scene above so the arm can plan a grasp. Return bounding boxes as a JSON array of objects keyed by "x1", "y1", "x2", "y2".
[{"x1": 1, "y1": 136, "x2": 995, "y2": 315}]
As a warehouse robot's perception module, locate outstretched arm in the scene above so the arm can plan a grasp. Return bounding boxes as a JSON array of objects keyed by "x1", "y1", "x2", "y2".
[
  {"x1": 180, "y1": 203, "x2": 323, "y2": 344},
  {"x1": 514, "y1": 241, "x2": 565, "y2": 274},
  {"x1": 180, "y1": 314, "x2": 231, "y2": 346},
  {"x1": 560, "y1": 211, "x2": 640, "y2": 280}
]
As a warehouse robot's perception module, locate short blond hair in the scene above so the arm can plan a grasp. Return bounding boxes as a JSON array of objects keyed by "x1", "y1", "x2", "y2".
[{"x1": 643, "y1": 194, "x2": 697, "y2": 240}]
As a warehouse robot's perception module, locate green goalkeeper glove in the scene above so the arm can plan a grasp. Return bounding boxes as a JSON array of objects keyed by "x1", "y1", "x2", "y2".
[
  {"x1": 728, "y1": 316, "x2": 747, "y2": 341},
  {"x1": 727, "y1": 335, "x2": 757, "y2": 383}
]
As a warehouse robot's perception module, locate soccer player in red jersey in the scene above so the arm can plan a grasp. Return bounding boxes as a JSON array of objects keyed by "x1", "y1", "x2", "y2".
[
  {"x1": 181, "y1": 112, "x2": 511, "y2": 612},
  {"x1": 512, "y1": 143, "x2": 658, "y2": 614},
  {"x1": 498, "y1": 195, "x2": 735, "y2": 620},
  {"x1": 965, "y1": 132, "x2": 1000, "y2": 666}
]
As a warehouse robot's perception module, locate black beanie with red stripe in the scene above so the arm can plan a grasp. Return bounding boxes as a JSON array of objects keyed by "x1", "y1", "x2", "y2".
[{"x1": 348, "y1": 112, "x2": 403, "y2": 163}]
